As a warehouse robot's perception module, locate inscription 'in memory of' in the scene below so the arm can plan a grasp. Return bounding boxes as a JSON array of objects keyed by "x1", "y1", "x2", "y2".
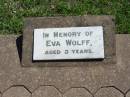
[{"x1": 33, "y1": 26, "x2": 104, "y2": 60}]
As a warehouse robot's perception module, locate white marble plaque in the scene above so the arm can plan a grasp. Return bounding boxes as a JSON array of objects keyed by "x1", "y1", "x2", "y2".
[{"x1": 33, "y1": 26, "x2": 104, "y2": 60}]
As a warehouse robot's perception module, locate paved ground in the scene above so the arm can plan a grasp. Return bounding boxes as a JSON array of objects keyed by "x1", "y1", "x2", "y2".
[{"x1": 0, "y1": 34, "x2": 130, "y2": 97}]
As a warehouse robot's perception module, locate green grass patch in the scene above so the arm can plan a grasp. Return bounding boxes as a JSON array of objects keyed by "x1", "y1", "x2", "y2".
[{"x1": 0, "y1": 0, "x2": 130, "y2": 34}]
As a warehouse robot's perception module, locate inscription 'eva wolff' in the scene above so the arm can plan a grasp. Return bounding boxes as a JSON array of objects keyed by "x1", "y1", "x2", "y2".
[{"x1": 46, "y1": 40, "x2": 90, "y2": 47}]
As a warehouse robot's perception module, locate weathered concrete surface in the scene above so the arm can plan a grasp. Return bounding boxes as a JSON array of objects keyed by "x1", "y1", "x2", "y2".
[
  {"x1": 126, "y1": 91, "x2": 130, "y2": 97},
  {"x1": 0, "y1": 35, "x2": 41, "y2": 92},
  {"x1": 0, "y1": 34, "x2": 130, "y2": 97}
]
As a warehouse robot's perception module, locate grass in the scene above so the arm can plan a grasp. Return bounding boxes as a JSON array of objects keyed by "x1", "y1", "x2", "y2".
[{"x1": 0, "y1": 0, "x2": 130, "y2": 34}]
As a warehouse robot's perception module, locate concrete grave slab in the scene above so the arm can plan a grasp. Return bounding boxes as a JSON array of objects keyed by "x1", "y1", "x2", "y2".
[
  {"x1": 0, "y1": 34, "x2": 130, "y2": 96},
  {"x1": 22, "y1": 16, "x2": 116, "y2": 66}
]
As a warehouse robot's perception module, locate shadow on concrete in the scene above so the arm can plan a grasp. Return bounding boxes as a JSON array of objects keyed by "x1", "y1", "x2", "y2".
[
  {"x1": 16, "y1": 35, "x2": 23, "y2": 62},
  {"x1": 32, "y1": 59, "x2": 104, "y2": 63}
]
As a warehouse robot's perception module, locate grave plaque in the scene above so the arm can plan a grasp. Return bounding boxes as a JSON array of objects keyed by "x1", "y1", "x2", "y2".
[
  {"x1": 22, "y1": 16, "x2": 116, "y2": 66},
  {"x1": 33, "y1": 26, "x2": 104, "y2": 60}
]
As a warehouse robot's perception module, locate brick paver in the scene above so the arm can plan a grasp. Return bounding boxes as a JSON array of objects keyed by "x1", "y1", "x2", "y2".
[
  {"x1": 2, "y1": 86, "x2": 31, "y2": 97},
  {"x1": 32, "y1": 86, "x2": 62, "y2": 97},
  {"x1": 63, "y1": 88, "x2": 93, "y2": 97},
  {"x1": 94, "y1": 87, "x2": 124, "y2": 97}
]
